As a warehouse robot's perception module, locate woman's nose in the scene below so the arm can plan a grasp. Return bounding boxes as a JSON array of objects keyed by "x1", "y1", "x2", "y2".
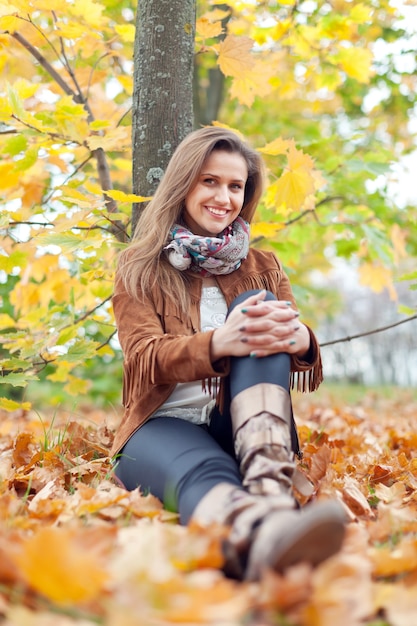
[{"x1": 214, "y1": 185, "x2": 229, "y2": 204}]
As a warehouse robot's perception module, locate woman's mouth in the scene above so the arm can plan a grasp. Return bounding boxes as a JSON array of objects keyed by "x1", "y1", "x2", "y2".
[{"x1": 206, "y1": 206, "x2": 228, "y2": 217}]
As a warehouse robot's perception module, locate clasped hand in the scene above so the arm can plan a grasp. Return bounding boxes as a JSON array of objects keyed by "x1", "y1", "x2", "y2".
[{"x1": 211, "y1": 290, "x2": 310, "y2": 360}]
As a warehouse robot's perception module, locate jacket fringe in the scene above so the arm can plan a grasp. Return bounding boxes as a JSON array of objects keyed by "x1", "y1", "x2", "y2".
[
  {"x1": 201, "y1": 376, "x2": 219, "y2": 398},
  {"x1": 290, "y1": 356, "x2": 323, "y2": 393},
  {"x1": 122, "y1": 339, "x2": 157, "y2": 409}
]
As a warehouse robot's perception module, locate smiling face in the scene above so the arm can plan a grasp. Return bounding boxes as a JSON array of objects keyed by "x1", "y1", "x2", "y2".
[{"x1": 183, "y1": 150, "x2": 248, "y2": 237}]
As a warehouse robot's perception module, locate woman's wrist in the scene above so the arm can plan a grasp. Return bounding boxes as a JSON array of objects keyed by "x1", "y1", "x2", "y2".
[
  {"x1": 293, "y1": 323, "x2": 311, "y2": 358},
  {"x1": 210, "y1": 327, "x2": 227, "y2": 361}
]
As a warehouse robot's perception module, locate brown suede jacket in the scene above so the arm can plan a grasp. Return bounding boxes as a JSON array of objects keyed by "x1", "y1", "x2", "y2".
[{"x1": 111, "y1": 248, "x2": 323, "y2": 456}]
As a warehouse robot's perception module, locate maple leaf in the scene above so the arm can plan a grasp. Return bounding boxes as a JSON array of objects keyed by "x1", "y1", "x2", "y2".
[
  {"x1": 358, "y1": 262, "x2": 397, "y2": 299},
  {"x1": 196, "y1": 17, "x2": 224, "y2": 40},
  {"x1": 114, "y1": 24, "x2": 135, "y2": 43},
  {"x1": 104, "y1": 189, "x2": 152, "y2": 203},
  {"x1": 259, "y1": 137, "x2": 292, "y2": 156},
  {"x1": 391, "y1": 223, "x2": 408, "y2": 264},
  {"x1": 217, "y1": 35, "x2": 255, "y2": 78},
  {"x1": 229, "y1": 58, "x2": 275, "y2": 107},
  {"x1": 250, "y1": 221, "x2": 285, "y2": 240},
  {"x1": 15, "y1": 526, "x2": 110, "y2": 604},
  {"x1": 68, "y1": 0, "x2": 108, "y2": 29},
  {"x1": 0, "y1": 397, "x2": 31, "y2": 412},
  {"x1": 333, "y1": 46, "x2": 373, "y2": 83},
  {"x1": 273, "y1": 148, "x2": 316, "y2": 212}
]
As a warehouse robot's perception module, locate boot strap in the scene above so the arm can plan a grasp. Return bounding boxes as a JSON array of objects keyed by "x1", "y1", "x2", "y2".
[
  {"x1": 237, "y1": 427, "x2": 291, "y2": 460},
  {"x1": 230, "y1": 383, "x2": 291, "y2": 432}
]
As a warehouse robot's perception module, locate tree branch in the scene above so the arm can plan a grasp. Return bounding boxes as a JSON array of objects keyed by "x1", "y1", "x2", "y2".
[
  {"x1": 10, "y1": 31, "x2": 80, "y2": 101},
  {"x1": 320, "y1": 314, "x2": 417, "y2": 347},
  {"x1": 73, "y1": 296, "x2": 113, "y2": 326},
  {"x1": 8, "y1": 28, "x2": 127, "y2": 241}
]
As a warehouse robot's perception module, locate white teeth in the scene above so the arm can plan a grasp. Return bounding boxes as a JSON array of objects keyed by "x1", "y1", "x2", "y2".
[{"x1": 207, "y1": 207, "x2": 227, "y2": 216}]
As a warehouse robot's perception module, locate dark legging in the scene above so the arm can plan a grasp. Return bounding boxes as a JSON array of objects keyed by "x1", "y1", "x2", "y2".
[{"x1": 115, "y1": 290, "x2": 293, "y2": 523}]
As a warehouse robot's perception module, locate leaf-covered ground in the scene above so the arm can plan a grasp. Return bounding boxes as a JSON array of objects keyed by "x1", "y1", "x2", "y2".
[{"x1": 0, "y1": 388, "x2": 416, "y2": 626}]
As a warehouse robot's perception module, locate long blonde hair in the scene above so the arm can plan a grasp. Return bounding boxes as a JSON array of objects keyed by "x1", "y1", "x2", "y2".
[{"x1": 117, "y1": 126, "x2": 265, "y2": 312}]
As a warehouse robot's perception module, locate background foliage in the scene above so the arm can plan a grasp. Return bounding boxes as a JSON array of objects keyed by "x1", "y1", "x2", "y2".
[{"x1": 0, "y1": 0, "x2": 416, "y2": 412}]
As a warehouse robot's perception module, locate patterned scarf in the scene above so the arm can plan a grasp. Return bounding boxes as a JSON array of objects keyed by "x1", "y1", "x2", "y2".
[{"x1": 164, "y1": 216, "x2": 250, "y2": 276}]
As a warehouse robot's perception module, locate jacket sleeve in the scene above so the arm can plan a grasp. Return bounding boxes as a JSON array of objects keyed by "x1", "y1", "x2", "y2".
[{"x1": 112, "y1": 279, "x2": 229, "y2": 389}]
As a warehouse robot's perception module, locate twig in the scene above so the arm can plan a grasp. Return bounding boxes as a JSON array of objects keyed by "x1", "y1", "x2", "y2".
[
  {"x1": 320, "y1": 314, "x2": 417, "y2": 347},
  {"x1": 8, "y1": 27, "x2": 126, "y2": 241},
  {"x1": 73, "y1": 296, "x2": 113, "y2": 325},
  {"x1": 10, "y1": 31, "x2": 80, "y2": 101},
  {"x1": 97, "y1": 329, "x2": 118, "y2": 351}
]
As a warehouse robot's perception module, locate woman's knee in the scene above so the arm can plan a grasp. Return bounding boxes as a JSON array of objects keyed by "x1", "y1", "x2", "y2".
[{"x1": 228, "y1": 289, "x2": 276, "y2": 312}]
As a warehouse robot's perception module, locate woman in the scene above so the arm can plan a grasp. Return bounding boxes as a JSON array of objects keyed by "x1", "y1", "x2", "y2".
[{"x1": 112, "y1": 126, "x2": 346, "y2": 581}]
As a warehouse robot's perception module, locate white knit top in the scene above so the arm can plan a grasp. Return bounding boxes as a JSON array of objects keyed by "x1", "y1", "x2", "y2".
[{"x1": 152, "y1": 283, "x2": 227, "y2": 424}]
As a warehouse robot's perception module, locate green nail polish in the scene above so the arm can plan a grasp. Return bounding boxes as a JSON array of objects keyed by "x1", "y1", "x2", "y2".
[
  {"x1": 241, "y1": 308, "x2": 248, "y2": 313},
  {"x1": 289, "y1": 340, "x2": 296, "y2": 345}
]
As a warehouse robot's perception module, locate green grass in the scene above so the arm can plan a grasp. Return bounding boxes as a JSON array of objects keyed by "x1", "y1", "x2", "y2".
[{"x1": 297, "y1": 382, "x2": 417, "y2": 405}]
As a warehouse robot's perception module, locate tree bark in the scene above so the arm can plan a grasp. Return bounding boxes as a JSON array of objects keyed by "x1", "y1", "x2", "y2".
[{"x1": 132, "y1": 0, "x2": 196, "y2": 233}]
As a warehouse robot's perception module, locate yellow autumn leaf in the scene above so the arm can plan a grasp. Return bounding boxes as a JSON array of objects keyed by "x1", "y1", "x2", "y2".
[
  {"x1": 31, "y1": 255, "x2": 59, "y2": 282},
  {"x1": 55, "y1": 22, "x2": 90, "y2": 39},
  {"x1": 211, "y1": 121, "x2": 245, "y2": 140},
  {"x1": 68, "y1": 0, "x2": 107, "y2": 29},
  {"x1": 272, "y1": 18, "x2": 292, "y2": 41},
  {"x1": 0, "y1": 163, "x2": 21, "y2": 190},
  {"x1": 229, "y1": 59, "x2": 274, "y2": 107},
  {"x1": 112, "y1": 157, "x2": 133, "y2": 172},
  {"x1": 391, "y1": 224, "x2": 407, "y2": 264},
  {"x1": 21, "y1": 0, "x2": 70, "y2": 10},
  {"x1": 370, "y1": 538, "x2": 417, "y2": 577},
  {"x1": 0, "y1": 4, "x2": 19, "y2": 18},
  {"x1": 15, "y1": 526, "x2": 108, "y2": 604},
  {"x1": 9, "y1": 282, "x2": 39, "y2": 314},
  {"x1": 196, "y1": 17, "x2": 224, "y2": 40},
  {"x1": 84, "y1": 179, "x2": 103, "y2": 195},
  {"x1": 0, "y1": 313, "x2": 15, "y2": 327},
  {"x1": 117, "y1": 74, "x2": 133, "y2": 95},
  {"x1": 286, "y1": 142, "x2": 315, "y2": 171},
  {"x1": 273, "y1": 169, "x2": 316, "y2": 212},
  {"x1": 266, "y1": 143, "x2": 316, "y2": 211},
  {"x1": 334, "y1": 47, "x2": 373, "y2": 83},
  {"x1": 217, "y1": 35, "x2": 255, "y2": 78},
  {"x1": 8, "y1": 78, "x2": 38, "y2": 100},
  {"x1": 86, "y1": 127, "x2": 130, "y2": 151},
  {"x1": 114, "y1": 24, "x2": 135, "y2": 43},
  {"x1": 251, "y1": 221, "x2": 285, "y2": 240},
  {"x1": 0, "y1": 15, "x2": 20, "y2": 32},
  {"x1": 47, "y1": 361, "x2": 74, "y2": 383},
  {"x1": 64, "y1": 375, "x2": 92, "y2": 396},
  {"x1": 104, "y1": 189, "x2": 152, "y2": 203},
  {"x1": 0, "y1": 397, "x2": 31, "y2": 412},
  {"x1": 358, "y1": 262, "x2": 397, "y2": 299},
  {"x1": 259, "y1": 137, "x2": 292, "y2": 156},
  {"x1": 350, "y1": 3, "x2": 373, "y2": 23}
]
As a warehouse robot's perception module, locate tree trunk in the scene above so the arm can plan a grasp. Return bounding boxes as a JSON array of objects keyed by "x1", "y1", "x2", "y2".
[{"x1": 132, "y1": 0, "x2": 196, "y2": 233}]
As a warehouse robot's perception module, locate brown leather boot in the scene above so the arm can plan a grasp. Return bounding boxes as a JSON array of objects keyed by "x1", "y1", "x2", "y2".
[
  {"x1": 245, "y1": 499, "x2": 347, "y2": 580},
  {"x1": 190, "y1": 483, "x2": 282, "y2": 578},
  {"x1": 230, "y1": 383, "x2": 296, "y2": 498},
  {"x1": 191, "y1": 483, "x2": 346, "y2": 581}
]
